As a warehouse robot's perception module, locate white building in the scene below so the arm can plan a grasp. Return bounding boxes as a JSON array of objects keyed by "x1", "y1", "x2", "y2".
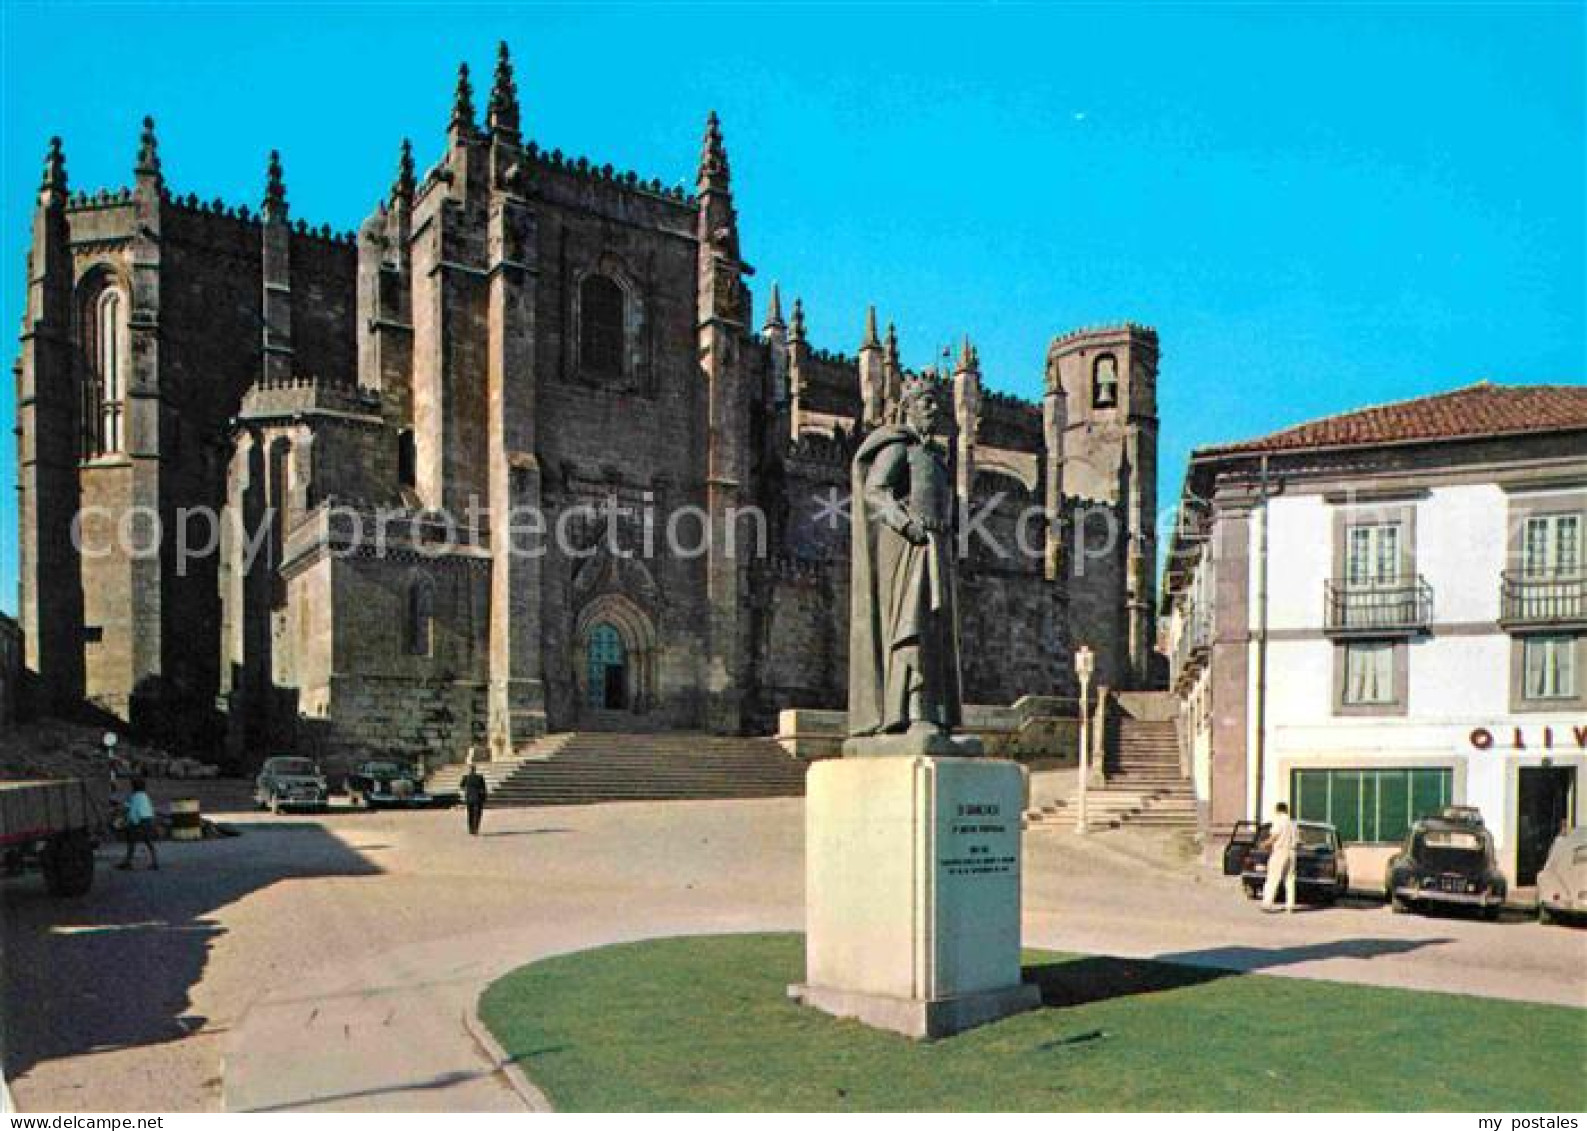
[{"x1": 1163, "y1": 382, "x2": 1587, "y2": 892}]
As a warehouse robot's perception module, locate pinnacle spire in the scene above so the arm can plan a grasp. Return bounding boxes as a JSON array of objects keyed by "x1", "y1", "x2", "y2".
[
  {"x1": 134, "y1": 116, "x2": 161, "y2": 179},
  {"x1": 790, "y1": 297, "x2": 806, "y2": 342},
  {"x1": 393, "y1": 137, "x2": 416, "y2": 199},
  {"x1": 863, "y1": 305, "x2": 880, "y2": 349},
  {"x1": 486, "y1": 41, "x2": 521, "y2": 139},
  {"x1": 263, "y1": 149, "x2": 288, "y2": 221},
  {"x1": 885, "y1": 321, "x2": 900, "y2": 365},
  {"x1": 764, "y1": 282, "x2": 785, "y2": 330},
  {"x1": 40, "y1": 136, "x2": 67, "y2": 194},
  {"x1": 697, "y1": 109, "x2": 730, "y2": 192},
  {"x1": 450, "y1": 61, "x2": 477, "y2": 135},
  {"x1": 957, "y1": 334, "x2": 978, "y2": 372}
]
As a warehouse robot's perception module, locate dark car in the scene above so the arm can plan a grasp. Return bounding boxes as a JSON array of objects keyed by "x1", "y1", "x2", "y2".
[
  {"x1": 345, "y1": 760, "x2": 419, "y2": 807},
  {"x1": 1386, "y1": 807, "x2": 1507, "y2": 919},
  {"x1": 1235, "y1": 820, "x2": 1350, "y2": 904},
  {"x1": 344, "y1": 759, "x2": 458, "y2": 809},
  {"x1": 254, "y1": 756, "x2": 329, "y2": 813},
  {"x1": 1222, "y1": 820, "x2": 1263, "y2": 877}
]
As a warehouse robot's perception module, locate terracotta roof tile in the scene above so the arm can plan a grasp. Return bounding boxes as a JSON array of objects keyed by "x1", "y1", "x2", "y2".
[{"x1": 1200, "y1": 381, "x2": 1587, "y2": 456}]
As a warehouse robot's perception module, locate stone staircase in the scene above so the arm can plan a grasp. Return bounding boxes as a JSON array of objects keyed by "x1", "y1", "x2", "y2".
[
  {"x1": 1025, "y1": 706, "x2": 1197, "y2": 833},
  {"x1": 425, "y1": 731, "x2": 808, "y2": 807}
]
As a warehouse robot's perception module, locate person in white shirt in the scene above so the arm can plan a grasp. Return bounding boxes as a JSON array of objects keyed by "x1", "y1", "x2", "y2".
[
  {"x1": 117, "y1": 777, "x2": 159, "y2": 871},
  {"x1": 1260, "y1": 801, "x2": 1298, "y2": 913}
]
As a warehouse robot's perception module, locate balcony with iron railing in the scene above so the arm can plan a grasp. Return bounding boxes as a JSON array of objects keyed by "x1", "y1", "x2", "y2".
[
  {"x1": 1171, "y1": 605, "x2": 1213, "y2": 690},
  {"x1": 1500, "y1": 570, "x2": 1587, "y2": 630},
  {"x1": 1323, "y1": 577, "x2": 1434, "y2": 636}
]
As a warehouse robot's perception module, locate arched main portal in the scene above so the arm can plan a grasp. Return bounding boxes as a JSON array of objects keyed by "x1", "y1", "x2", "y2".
[
  {"x1": 572, "y1": 593, "x2": 659, "y2": 722},
  {"x1": 586, "y1": 623, "x2": 628, "y2": 710}
]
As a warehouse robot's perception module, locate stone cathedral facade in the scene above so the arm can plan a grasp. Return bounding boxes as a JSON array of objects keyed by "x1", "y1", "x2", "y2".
[{"x1": 14, "y1": 46, "x2": 1160, "y2": 768}]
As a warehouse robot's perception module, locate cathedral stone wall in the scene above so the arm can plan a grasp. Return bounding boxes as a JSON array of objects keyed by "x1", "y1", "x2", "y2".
[{"x1": 15, "y1": 50, "x2": 1160, "y2": 770}]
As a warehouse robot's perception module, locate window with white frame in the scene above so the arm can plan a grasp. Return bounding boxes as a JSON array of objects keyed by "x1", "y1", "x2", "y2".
[
  {"x1": 1343, "y1": 641, "x2": 1395, "y2": 705},
  {"x1": 1523, "y1": 635, "x2": 1577, "y2": 700},
  {"x1": 1345, "y1": 522, "x2": 1401, "y2": 588},
  {"x1": 1522, "y1": 514, "x2": 1581, "y2": 579}
]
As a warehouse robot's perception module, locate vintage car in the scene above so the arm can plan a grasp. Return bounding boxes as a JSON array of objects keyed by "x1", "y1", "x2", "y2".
[
  {"x1": 343, "y1": 760, "x2": 456, "y2": 809},
  {"x1": 1386, "y1": 807, "x2": 1506, "y2": 919},
  {"x1": 254, "y1": 756, "x2": 329, "y2": 813},
  {"x1": 1537, "y1": 826, "x2": 1587, "y2": 925},
  {"x1": 1222, "y1": 820, "x2": 1263, "y2": 877},
  {"x1": 1234, "y1": 820, "x2": 1350, "y2": 904}
]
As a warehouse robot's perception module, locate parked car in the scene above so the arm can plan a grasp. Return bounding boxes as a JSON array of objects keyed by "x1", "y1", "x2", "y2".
[
  {"x1": 1222, "y1": 820, "x2": 1262, "y2": 877},
  {"x1": 344, "y1": 760, "x2": 417, "y2": 807},
  {"x1": 343, "y1": 759, "x2": 456, "y2": 809},
  {"x1": 1385, "y1": 807, "x2": 1506, "y2": 919},
  {"x1": 254, "y1": 756, "x2": 329, "y2": 813},
  {"x1": 1237, "y1": 820, "x2": 1350, "y2": 904},
  {"x1": 1537, "y1": 826, "x2": 1587, "y2": 925}
]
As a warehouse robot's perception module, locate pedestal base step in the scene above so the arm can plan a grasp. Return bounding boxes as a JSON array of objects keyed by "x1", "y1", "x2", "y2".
[{"x1": 787, "y1": 981, "x2": 1041, "y2": 1040}]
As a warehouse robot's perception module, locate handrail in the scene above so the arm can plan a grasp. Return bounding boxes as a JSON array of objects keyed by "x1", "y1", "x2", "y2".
[
  {"x1": 1500, "y1": 570, "x2": 1586, "y2": 626},
  {"x1": 1323, "y1": 576, "x2": 1433, "y2": 634}
]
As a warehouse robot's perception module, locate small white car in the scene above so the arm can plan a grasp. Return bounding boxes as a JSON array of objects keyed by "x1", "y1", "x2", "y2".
[{"x1": 1537, "y1": 827, "x2": 1587, "y2": 925}]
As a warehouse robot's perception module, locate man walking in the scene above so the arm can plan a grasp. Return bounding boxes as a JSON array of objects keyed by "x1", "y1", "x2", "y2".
[
  {"x1": 461, "y1": 751, "x2": 488, "y2": 836},
  {"x1": 117, "y1": 777, "x2": 159, "y2": 871},
  {"x1": 1260, "y1": 801, "x2": 1298, "y2": 913}
]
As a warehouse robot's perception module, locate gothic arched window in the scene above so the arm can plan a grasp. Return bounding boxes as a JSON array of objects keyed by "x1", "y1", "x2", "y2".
[
  {"x1": 1093, "y1": 354, "x2": 1119, "y2": 410},
  {"x1": 406, "y1": 577, "x2": 435, "y2": 657},
  {"x1": 397, "y1": 429, "x2": 416, "y2": 490},
  {"x1": 579, "y1": 274, "x2": 625, "y2": 378},
  {"x1": 82, "y1": 282, "x2": 127, "y2": 456}
]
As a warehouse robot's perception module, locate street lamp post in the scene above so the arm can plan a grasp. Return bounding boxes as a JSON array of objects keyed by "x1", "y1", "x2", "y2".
[{"x1": 1075, "y1": 646, "x2": 1094, "y2": 834}]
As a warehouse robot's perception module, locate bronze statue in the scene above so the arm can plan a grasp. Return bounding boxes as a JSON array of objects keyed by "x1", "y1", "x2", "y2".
[{"x1": 848, "y1": 373, "x2": 969, "y2": 745}]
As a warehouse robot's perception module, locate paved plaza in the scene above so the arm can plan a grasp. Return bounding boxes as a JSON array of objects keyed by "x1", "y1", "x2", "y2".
[{"x1": 5, "y1": 786, "x2": 1584, "y2": 1112}]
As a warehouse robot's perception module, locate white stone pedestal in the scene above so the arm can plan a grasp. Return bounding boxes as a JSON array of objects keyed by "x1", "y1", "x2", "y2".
[{"x1": 789, "y1": 755, "x2": 1040, "y2": 1039}]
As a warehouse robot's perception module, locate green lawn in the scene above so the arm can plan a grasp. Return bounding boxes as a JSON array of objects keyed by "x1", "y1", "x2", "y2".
[{"x1": 479, "y1": 933, "x2": 1587, "y2": 1112}]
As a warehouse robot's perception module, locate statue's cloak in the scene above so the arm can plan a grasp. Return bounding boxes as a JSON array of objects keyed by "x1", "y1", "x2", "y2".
[{"x1": 847, "y1": 425, "x2": 964, "y2": 737}]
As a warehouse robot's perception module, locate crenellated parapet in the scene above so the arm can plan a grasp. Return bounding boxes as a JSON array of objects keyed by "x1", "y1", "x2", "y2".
[{"x1": 240, "y1": 374, "x2": 382, "y2": 422}]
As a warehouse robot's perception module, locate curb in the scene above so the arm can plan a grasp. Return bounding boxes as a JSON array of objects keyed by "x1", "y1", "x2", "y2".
[{"x1": 461, "y1": 1005, "x2": 555, "y2": 1113}]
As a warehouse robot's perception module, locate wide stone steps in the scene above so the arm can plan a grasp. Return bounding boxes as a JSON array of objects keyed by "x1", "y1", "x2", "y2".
[
  {"x1": 1027, "y1": 717, "x2": 1199, "y2": 833},
  {"x1": 426, "y1": 731, "x2": 807, "y2": 807}
]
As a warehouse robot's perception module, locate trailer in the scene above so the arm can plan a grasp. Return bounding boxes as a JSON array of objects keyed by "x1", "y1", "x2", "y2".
[{"x1": 0, "y1": 779, "x2": 102, "y2": 897}]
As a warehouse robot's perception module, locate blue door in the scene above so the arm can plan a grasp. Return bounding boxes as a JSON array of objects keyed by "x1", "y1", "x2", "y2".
[{"x1": 586, "y1": 624, "x2": 628, "y2": 710}]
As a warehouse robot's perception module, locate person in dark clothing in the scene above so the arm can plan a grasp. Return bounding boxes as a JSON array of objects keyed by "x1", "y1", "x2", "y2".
[{"x1": 461, "y1": 751, "x2": 488, "y2": 836}]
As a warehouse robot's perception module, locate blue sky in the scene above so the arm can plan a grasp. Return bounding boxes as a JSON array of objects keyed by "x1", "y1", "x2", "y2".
[{"x1": 1, "y1": 3, "x2": 1583, "y2": 613}]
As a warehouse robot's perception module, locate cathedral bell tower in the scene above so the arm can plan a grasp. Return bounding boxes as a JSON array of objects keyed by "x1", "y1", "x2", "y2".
[{"x1": 1047, "y1": 324, "x2": 1159, "y2": 688}]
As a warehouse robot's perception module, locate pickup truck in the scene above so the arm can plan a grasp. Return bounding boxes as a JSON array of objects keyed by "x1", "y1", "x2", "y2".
[{"x1": 0, "y1": 779, "x2": 102, "y2": 897}]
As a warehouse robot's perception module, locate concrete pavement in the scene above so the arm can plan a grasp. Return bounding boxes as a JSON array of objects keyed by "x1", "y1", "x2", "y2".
[{"x1": 4, "y1": 790, "x2": 1583, "y2": 1112}]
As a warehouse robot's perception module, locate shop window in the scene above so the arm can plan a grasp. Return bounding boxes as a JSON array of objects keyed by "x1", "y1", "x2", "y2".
[
  {"x1": 1523, "y1": 635, "x2": 1577, "y2": 700},
  {"x1": 1291, "y1": 767, "x2": 1452, "y2": 844}
]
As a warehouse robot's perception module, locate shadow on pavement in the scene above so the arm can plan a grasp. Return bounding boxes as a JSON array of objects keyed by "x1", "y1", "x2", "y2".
[
  {"x1": 1158, "y1": 935, "x2": 1454, "y2": 972},
  {"x1": 2, "y1": 820, "x2": 381, "y2": 1082},
  {"x1": 1024, "y1": 936, "x2": 1454, "y2": 1009}
]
